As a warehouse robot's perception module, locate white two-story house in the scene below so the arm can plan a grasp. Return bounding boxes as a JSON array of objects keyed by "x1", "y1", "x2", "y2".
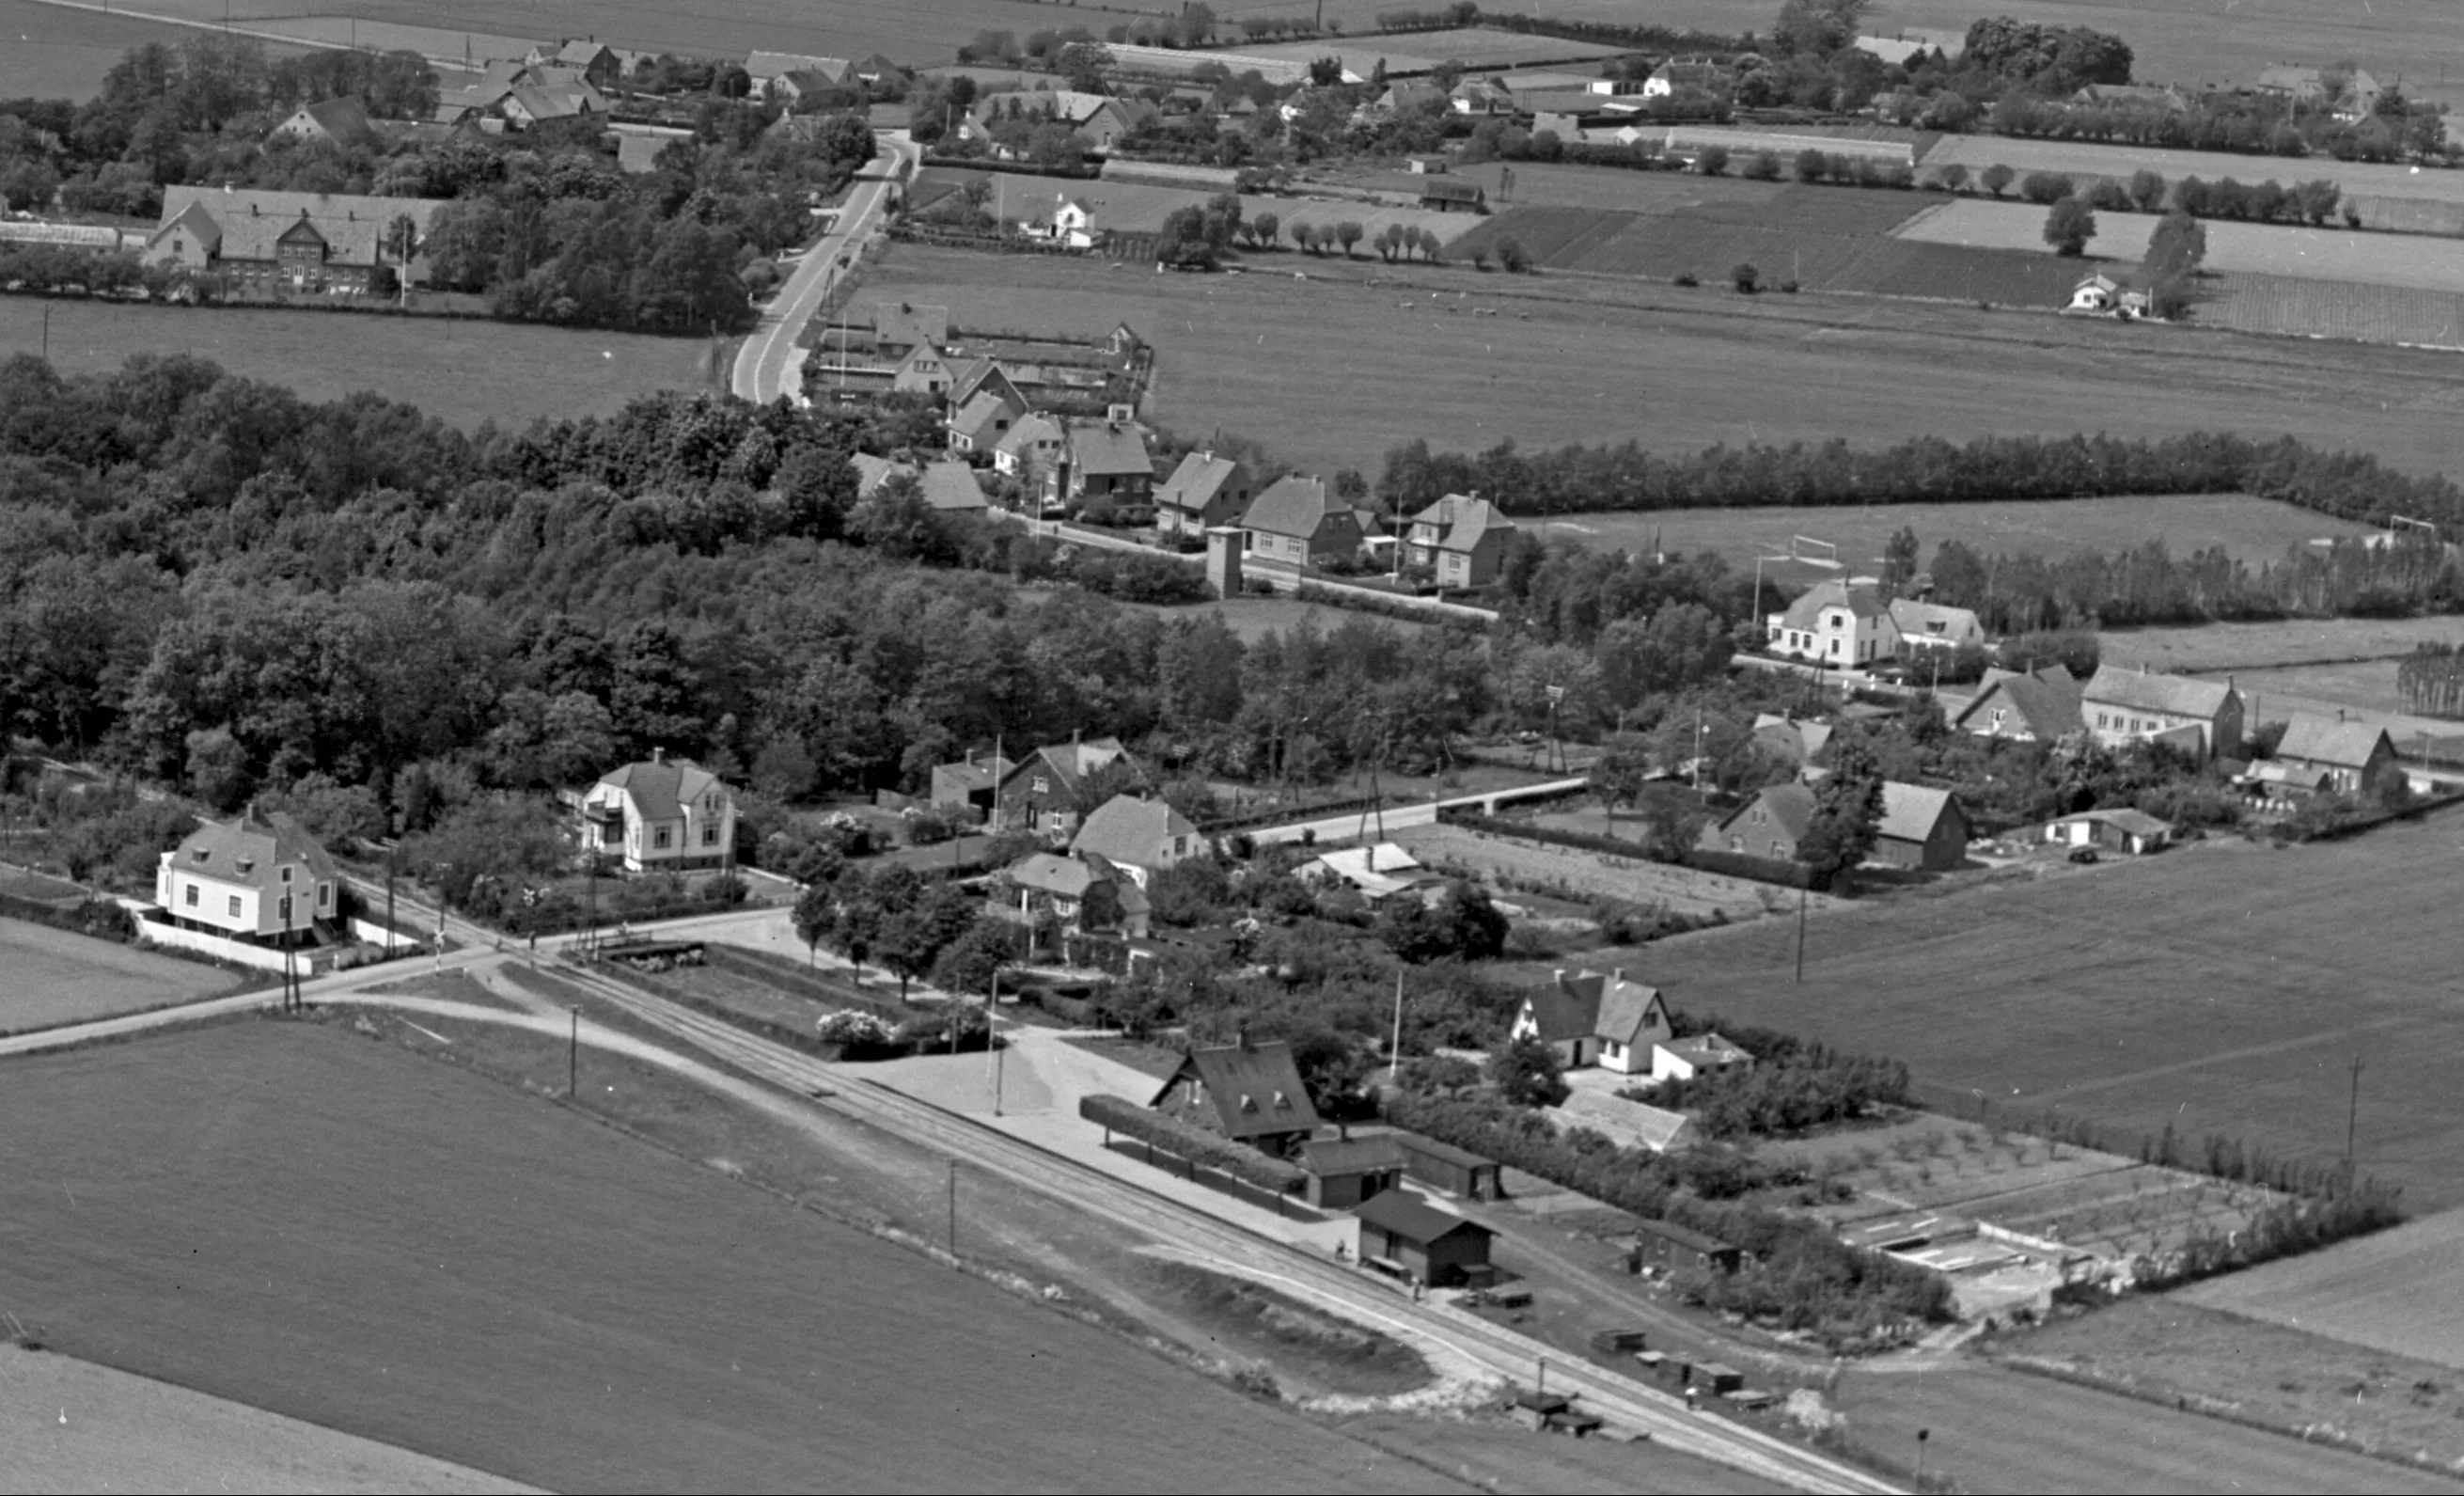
[
  {"x1": 155, "y1": 809, "x2": 337, "y2": 945},
  {"x1": 579, "y1": 750, "x2": 738, "y2": 873},
  {"x1": 1767, "y1": 579, "x2": 1892, "y2": 669}
]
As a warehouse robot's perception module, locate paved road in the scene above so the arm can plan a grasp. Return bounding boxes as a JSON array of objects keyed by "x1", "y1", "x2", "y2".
[
  {"x1": 731, "y1": 133, "x2": 918, "y2": 405},
  {"x1": 1247, "y1": 777, "x2": 1592, "y2": 846}
]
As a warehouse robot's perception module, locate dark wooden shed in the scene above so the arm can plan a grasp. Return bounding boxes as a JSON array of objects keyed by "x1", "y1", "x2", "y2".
[
  {"x1": 1390, "y1": 1129, "x2": 1502, "y2": 1201},
  {"x1": 1353, "y1": 1190, "x2": 1496, "y2": 1287},
  {"x1": 1300, "y1": 1134, "x2": 1406, "y2": 1209},
  {"x1": 1627, "y1": 1217, "x2": 1743, "y2": 1275}
]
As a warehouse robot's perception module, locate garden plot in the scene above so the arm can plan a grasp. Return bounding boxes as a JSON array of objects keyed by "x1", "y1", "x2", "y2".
[{"x1": 1385, "y1": 823, "x2": 1822, "y2": 921}]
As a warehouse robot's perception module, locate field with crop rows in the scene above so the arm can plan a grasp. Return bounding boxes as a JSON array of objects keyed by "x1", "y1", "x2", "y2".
[
  {"x1": 0, "y1": 0, "x2": 309, "y2": 98},
  {"x1": 0, "y1": 1021, "x2": 1435, "y2": 1492},
  {"x1": 1898, "y1": 200, "x2": 2464, "y2": 295},
  {"x1": 1642, "y1": 813, "x2": 2464, "y2": 1211},
  {"x1": 1536, "y1": 493, "x2": 2370, "y2": 571},
  {"x1": 2203, "y1": 272, "x2": 2464, "y2": 348},
  {"x1": 1919, "y1": 134, "x2": 2464, "y2": 222},
  {"x1": 864, "y1": 241, "x2": 2464, "y2": 480},
  {"x1": 1205, "y1": 25, "x2": 1626, "y2": 73}
]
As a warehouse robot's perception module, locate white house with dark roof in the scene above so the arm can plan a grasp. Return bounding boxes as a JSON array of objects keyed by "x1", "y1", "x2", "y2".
[
  {"x1": 155, "y1": 809, "x2": 337, "y2": 942},
  {"x1": 1405, "y1": 494, "x2": 1515, "y2": 588},
  {"x1": 270, "y1": 97, "x2": 383, "y2": 150},
  {"x1": 1884, "y1": 597, "x2": 1983, "y2": 655},
  {"x1": 2082, "y1": 664, "x2": 2245, "y2": 761},
  {"x1": 1767, "y1": 579, "x2": 1893, "y2": 669},
  {"x1": 1154, "y1": 450, "x2": 1255, "y2": 538},
  {"x1": 1067, "y1": 794, "x2": 1199, "y2": 888},
  {"x1": 579, "y1": 749, "x2": 737, "y2": 873},
  {"x1": 1592, "y1": 969, "x2": 1673, "y2": 1076}
]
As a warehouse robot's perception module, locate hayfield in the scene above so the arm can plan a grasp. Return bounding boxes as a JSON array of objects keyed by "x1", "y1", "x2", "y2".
[
  {"x1": 0, "y1": 1020, "x2": 1436, "y2": 1492},
  {"x1": 1334, "y1": 160, "x2": 1794, "y2": 214},
  {"x1": 1637, "y1": 813, "x2": 2464, "y2": 1210},
  {"x1": 1534, "y1": 493, "x2": 2372, "y2": 571},
  {"x1": 1203, "y1": 26, "x2": 1627, "y2": 73},
  {"x1": 0, "y1": 0, "x2": 303, "y2": 98},
  {"x1": 2095, "y1": 615, "x2": 2464, "y2": 671},
  {"x1": 2201, "y1": 272, "x2": 2464, "y2": 349},
  {"x1": 2183, "y1": 1206, "x2": 2464, "y2": 1369},
  {"x1": 0, "y1": 299, "x2": 722, "y2": 429},
  {"x1": 0, "y1": 917, "x2": 237, "y2": 1033},
  {"x1": 1897, "y1": 198, "x2": 2464, "y2": 297},
  {"x1": 133, "y1": 0, "x2": 1118, "y2": 70},
  {"x1": 861, "y1": 241, "x2": 2464, "y2": 481}
]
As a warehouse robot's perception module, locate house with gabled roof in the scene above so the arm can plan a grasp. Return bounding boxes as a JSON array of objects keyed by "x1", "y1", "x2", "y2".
[
  {"x1": 946, "y1": 386, "x2": 1028, "y2": 456},
  {"x1": 1510, "y1": 968, "x2": 1607, "y2": 1069},
  {"x1": 578, "y1": 748, "x2": 737, "y2": 873},
  {"x1": 1949, "y1": 665, "x2": 2083, "y2": 743},
  {"x1": 1239, "y1": 475, "x2": 1363, "y2": 570},
  {"x1": 1067, "y1": 794, "x2": 1200, "y2": 888},
  {"x1": 772, "y1": 69, "x2": 860, "y2": 108},
  {"x1": 154, "y1": 809, "x2": 337, "y2": 943},
  {"x1": 930, "y1": 747, "x2": 1015, "y2": 817},
  {"x1": 1699, "y1": 780, "x2": 1816, "y2": 863},
  {"x1": 746, "y1": 51, "x2": 853, "y2": 98},
  {"x1": 1885, "y1": 598, "x2": 1983, "y2": 655},
  {"x1": 1062, "y1": 416, "x2": 1154, "y2": 513},
  {"x1": 996, "y1": 734, "x2": 1137, "y2": 839},
  {"x1": 991, "y1": 849, "x2": 1149, "y2": 945},
  {"x1": 1593, "y1": 969, "x2": 1674, "y2": 1076},
  {"x1": 1405, "y1": 493, "x2": 1515, "y2": 588},
  {"x1": 992, "y1": 413, "x2": 1068, "y2": 489},
  {"x1": 1418, "y1": 178, "x2": 1486, "y2": 212},
  {"x1": 500, "y1": 82, "x2": 605, "y2": 129},
  {"x1": 271, "y1": 97, "x2": 383, "y2": 150},
  {"x1": 917, "y1": 459, "x2": 989, "y2": 514},
  {"x1": 873, "y1": 301, "x2": 948, "y2": 357},
  {"x1": 1149, "y1": 1034, "x2": 1321, "y2": 1154},
  {"x1": 1299, "y1": 1133, "x2": 1405, "y2": 1209},
  {"x1": 948, "y1": 355, "x2": 1027, "y2": 414},
  {"x1": 891, "y1": 343, "x2": 955, "y2": 396},
  {"x1": 2082, "y1": 664, "x2": 2244, "y2": 761},
  {"x1": 1767, "y1": 578, "x2": 1893, "y2": 669},
  {"x1": 543, "y1": 39, "x2": 623, "y2": 89},
  {"x1": 1353, "y1": 1189, "x2": 1495, "y2": 1285},
  {"x1": 1751, "y1": 713, "x2": 1833, "y2": 769},
  {"x1": 1154, "y1": 449, "x2": 1255, "y2": 538},
  {"x1": 2044, "y1": 807, "x2": 2172, "y2": 855},
  {"x1": 2268, "y1": 712, "x2": 2397, "y2": 795},
  {"x1": 1873, "y1": 782, "x2": 1969, "y2": 871},
  {"x1": 142, "y1": 186, "x2": 447, "y2": 293}
]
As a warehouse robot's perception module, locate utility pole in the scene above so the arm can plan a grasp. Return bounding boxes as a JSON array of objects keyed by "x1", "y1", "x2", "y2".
[
  {"x1": 570, "y1": 1006, "x2": 582, "y2": 1098},
  {"x1": 947, "y1": 1158, "x2": 959, "y2": 1260},
  {"x1": 1795, "y1": 879, "x2": 1809, "y2": 983},
  {"x1": 2346, "y1": 1054, "x2": 2363, "y2": 1183},
  {"x1": 1389, "y1": 968, "x2": 1405, "y2": 1086}
]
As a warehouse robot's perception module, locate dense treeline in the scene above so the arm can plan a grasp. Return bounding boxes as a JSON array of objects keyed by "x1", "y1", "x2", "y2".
[
  {"x1": 1929, "y1": 532, "x2": 2462, "y2": 632},
  {"x1": 2398, "y1": 642, "x2": 2464, "y2": 719}
]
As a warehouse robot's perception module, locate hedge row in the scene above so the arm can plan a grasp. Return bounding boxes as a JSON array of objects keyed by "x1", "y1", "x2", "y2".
[
  {"x1": 1438, "y1": 810, "x2": 1813, "y2": 890},
  {"x1": 1080, "y1": 1093, "x2": 1307, "y2": 1193},
  {"x1": 0, "y1": 889, "x2": 133, "y2": 943}
]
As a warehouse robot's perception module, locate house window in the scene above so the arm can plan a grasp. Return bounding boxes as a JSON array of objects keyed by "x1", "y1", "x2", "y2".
[
  {"x1": 281, "y1": 866, "x2": 293, "y2": 884},
  {"x1": 184, "y1": 884, "x2": 198, "y2": 908},
  {"x1": 653, "y1": 827, "x2": 671, "y2": 849},
  {"x1": 227, "y1": 895, "x2": 242, "y2": 918},
  {"x1": 1770, "y1": 840, "x2": 1785, "y2": 857},
  {"x1": 278, "y1": 895, "x2": 292, "y2": 921},
  {"x1": 1032, "y1": 777, "x2": 1049, "y2": 795},
  {"x1": 319, "y1": 884, "x2": 331, "y2": 908},
  {"x1": 192, "y1": 848, "x2": 209, "y2": 863},
  {"x1": 1990, "y1": 709, "x2": 2007, "y2": 728},
  {"x1": 702, "y1": 826, "x2": 718, "y2": 844}
]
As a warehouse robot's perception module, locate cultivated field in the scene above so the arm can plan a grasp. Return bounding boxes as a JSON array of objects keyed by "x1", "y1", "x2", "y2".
[
  {"x1": 1640, "y1": 815, "x2": 2464, "y2": 1211},
  {"x1": 1999, "y1": 1295, "x2": 2464, "y2": 1472},
  {"x1": 0, "y1": 918, "x2": 237, "y2": 1033},
  {"x1": 0, "y1": 300, "x2": 722, "y2": 429},
  {"x1": 0, "y1": 1344, "x2": 523, "y2": 1494},
  {"x1": 1206, "y1": 26, "x2": 1628, "y2": 74},
  {"x1": 2201, "y1": 272, "x2": 2464, "y2": 349},
  {"x1": 2098, "y1": 614, "x2": 2464, "y2": 672},
  {"x1": 1897, "y1": 199, "x2": 2464, "y2": 297},
  {"x1": 1387, "y1": 823, "x2": 1820, "y2": 921},
  {"x1": 976, "y1": 174, "x2": 1468, "y2": 245},
  {"x1": 2183, "y1": 1206, "x2": 2464, "y2": 1369},
  {"x1": 0, "y1": 1021, "x2": 1437, "y2": 1492},
  {"x1": 859, "y1": 243, "x2": 2464, "y2": 481},
  {"x1": 123, "y1": 0, "x2": 1110, "y2": 69},
  {"x1": 1919, "y1": 134, "x2": 2464, "y2": 217},
  {"x1": 1537, "y1": 494, "x2": 2373, "y2": 571},
  {"x1": 0, "y1": 0, "x2": 299, "y2": 98},
  {"x1": 1333, "y1": 161, "x2": 1794, "y2": 214}
]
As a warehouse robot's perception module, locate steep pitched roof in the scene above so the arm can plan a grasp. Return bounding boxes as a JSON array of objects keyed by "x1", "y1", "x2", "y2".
[
  {"x1": 747, "y1": 51, "x2": 851, "y2": 84},
  {"x1": 2083, "y1": 665, "x2": 2237, "y2": 720},
  {"x1": 2273, "y1": 714, "x2": 2394, "y2": 770},
  {"x1": 506, "y1": 84, "x2": 600, "y2": 120},
  {"x1": 1069, "y1": 795, "x2": 1197, "y2": 869},
  {"x1": 146, "y1": 198, "x2": 223, "y2": 256},
  {"x1": 1714, "y1": 781, "x2": 1816, "y2": 843},
  {"x1": 1886, "y1": 597, "x2": 1979, "y2": 642},
  {"x1": 1156, "y1": 451, "x2": 1247, "y2": 513},
  {"x1": 173, "y1": 810, "x2": 336, "y2": 891},
  {"x1": 283, "y1": 96, "x2": 379, "y2": 145},
  {"x1": 995, "y1": 413, "x2": 1066, "y2": 460},
  {"x1": 1068, "y1": 419, "x2": 1152, "y2": 477},
  {"x1": 1593, "y1": 971, "x2": 1669, "y2": 1047},
  {"x1": 1353, "y1": 1189, "x2": 1492, "y2": 1244},
  {"x1": 1152, "y1": 1037, "x2": 1321, "y2": 1140},
  {"x1": 155, "y1": 185, "x2": 447, "y2": 273},
  {"x1": 1240, "y1": 476, "x2": 1346, "y2": 540},
  {"x1": 1411, "y1": 494, "x2": 1513, "y2": 553},
  {"x1": 1776, "y1": 578, "x2": 1886, "y2": 632},
  {"x1": 1520, "y1": 971, "x2": 1603, "y2": 1045},
  {"x1": 948, "y1": 355, "x2": 1023, "y2": 410},
  {"x1": 596, "y1": 756, "x2": 727, "y2": 821},
  {"x1": 947, "y1": 389, "x2": 1018, "y2": 447},
  {"x1": 1005, "y1": 850, "x2": 1106, "y2": 898},
  {"x1": 1876, "y1": 781, "x2": 1961, "y2": 843},
  {"x1": 918, "y1": 460, "x2": 988, "y2": 512},
  {"x1": 851, "y1": 452, "x2": 911, "y2": 496}
]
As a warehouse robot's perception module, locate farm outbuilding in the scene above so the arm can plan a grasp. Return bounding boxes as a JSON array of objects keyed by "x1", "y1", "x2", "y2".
[
  {"x1": 1390, "y1": 1130, "x2": 1502, "y2": 1201},
  {"x1": 1353, "y1": 1190, "x2": 1496, "y2": 1286},
  {"x1": 1626, "y1": 1217, "x2": 1742, "y2": 1275},
  {"x1": 1299, "y1": 1133, "x2": 1406, "y2": 1209},
  {"x1": 2044, "y1": 808, "x2": 2172, "y2": 855},
  {"x1": 1418, "y1": 179, "x2": 1487, "y2": 212}
]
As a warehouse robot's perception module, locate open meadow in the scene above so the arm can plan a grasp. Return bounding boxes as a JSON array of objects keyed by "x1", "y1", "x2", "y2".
[
  {"x1": 0, "y1": 299, "x2": 722, "y2": 429},
  {"x1": 970, "y1": 172, "x2": 1467, "y2": 245},
  {"x1": 1123, "y1": 594, "x2": 1431, "y2": 641},
  {"x1": 0, "y1": 918, "x2": 237, "y2": 1033},
  {"x1": 0, "y1": 1019, "x2": 1441, "y2": 1493},
  {"x1": 1206, "y1": 26, "x2": 1628, "y2": 75},
  {"x1": 1634, "y1": 811, "x2": 2464, "y2": 1212},
  {"x1": 1537, "y1": 493, "x2": 2371, "y2": 571},
  {"x1": 0, "y1": 0, "x2": 298, "y2": 98},
  {"x1": 866, "y1": 241, "x2": 2464, "y2": 481},
  {"x1": 2182, "y1": 1206, "x2": 2464, "y2": 1369},
  {"x1": 1919, "y1": 134, "x2": 2464, "y2": 217},
  {"x1": 1898, "y1": 199, "x2": 2464, "y2": 297}
]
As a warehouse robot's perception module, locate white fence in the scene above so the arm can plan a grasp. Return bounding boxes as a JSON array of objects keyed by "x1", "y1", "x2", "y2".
[{"x1": 136, "y1": 912, "x2": 419, "y2": 972}]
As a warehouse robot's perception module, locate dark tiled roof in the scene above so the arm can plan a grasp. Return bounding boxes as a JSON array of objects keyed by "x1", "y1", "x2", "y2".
[
  {"x1": 1153, "y1": 1038, "x2": 1321, "y2": 1140},
  {"x1": 1353, "y1": 1189, "x2": 1493, "y2": 1244},
  {"x1": 1300, "y1": 1135, "x2": 1406, "y2": 1175},
  {"x1": 2084, "y1": 665, "x2": 2237, "y2": 719},
  {"x1": 174, "y1": 810, "x2": 335, "y2": 891},
  {"x1": 2274, "y1": 714, "x2": 2394, "y2": 770}
]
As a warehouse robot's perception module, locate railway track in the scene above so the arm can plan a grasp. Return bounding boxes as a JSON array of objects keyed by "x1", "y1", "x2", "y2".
[{"x1": 548, "y1": 955, "x2": 1896, "y2": 1495}]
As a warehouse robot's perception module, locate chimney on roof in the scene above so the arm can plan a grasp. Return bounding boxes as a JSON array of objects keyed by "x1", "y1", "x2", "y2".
[{"x1": 652, "y1": 747, "x2": 666, "y2": 764}]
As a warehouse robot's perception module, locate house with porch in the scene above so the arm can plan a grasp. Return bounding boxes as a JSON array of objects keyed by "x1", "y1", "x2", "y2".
[{"x1": 577, "y1": 749, "x2": 737, "y2": 873}]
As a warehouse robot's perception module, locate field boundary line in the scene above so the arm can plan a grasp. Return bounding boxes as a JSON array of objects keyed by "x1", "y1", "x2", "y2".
[
  {"x1": 17, "y1": 0, "x2": 421, "y2": 62},
  {"x1": 1992, "y1": 1350, "x2": 2464, "y2": 1480}
]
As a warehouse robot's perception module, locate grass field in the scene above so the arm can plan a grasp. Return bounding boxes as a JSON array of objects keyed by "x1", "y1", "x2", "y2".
[
  {"x1": 1919, "y1": 133, "x2": 2464, "y2": 215},
  {"x1": 2200, "y1": 271, "x2": 2464, "y2": 350},
  {"x1": 0, "y1": 299, "x2": 722, "y2": 429},
  {"x1": 2182, "y1": 1206, "x2": 2464, "y2": 1369},
  {"x1": 0, "y1": 0, "x2": 309, "y2": 99},
  {"x1": 1634, "y1": 813, "x2": 2464, "y2": 1211},
  {"x1": 1898, "y1": 199, "x2": 2464, "y2": 298},
  {"x1": 1334, "y1": 161, "x2": 1795, "y2": 215},
  {"x1": 1996, "y1": 1295, "x2": 2464, "y2": 1471},
  {"x1": 1205, "y1": 26, "x2": 1627, "y2": 73},
  {"x1": 863, "y1": 243, "x2": 2464, "y2": 481},
  {"x1": 0, "y1": 1020, "x2": 1443, "y2": 1492},
  {"x1": 0, "y1": 917, "x2": 236, "y2": 1033},
  {"x1": 977, "y1": 175, "x2": 1468, "y2": 245},
  {"x1": 1535, "y1": 493, "x2": 2373, "y2": 571}
]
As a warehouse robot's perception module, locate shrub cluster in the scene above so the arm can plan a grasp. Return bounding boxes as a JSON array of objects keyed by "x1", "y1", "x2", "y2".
[
  {"x1": 1639, "y1": 1029, "x2": 1911, "y2": 1139},
  {"x1": 1080, "y1": 1093, "x2": 1309, "y2": 1192}
]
